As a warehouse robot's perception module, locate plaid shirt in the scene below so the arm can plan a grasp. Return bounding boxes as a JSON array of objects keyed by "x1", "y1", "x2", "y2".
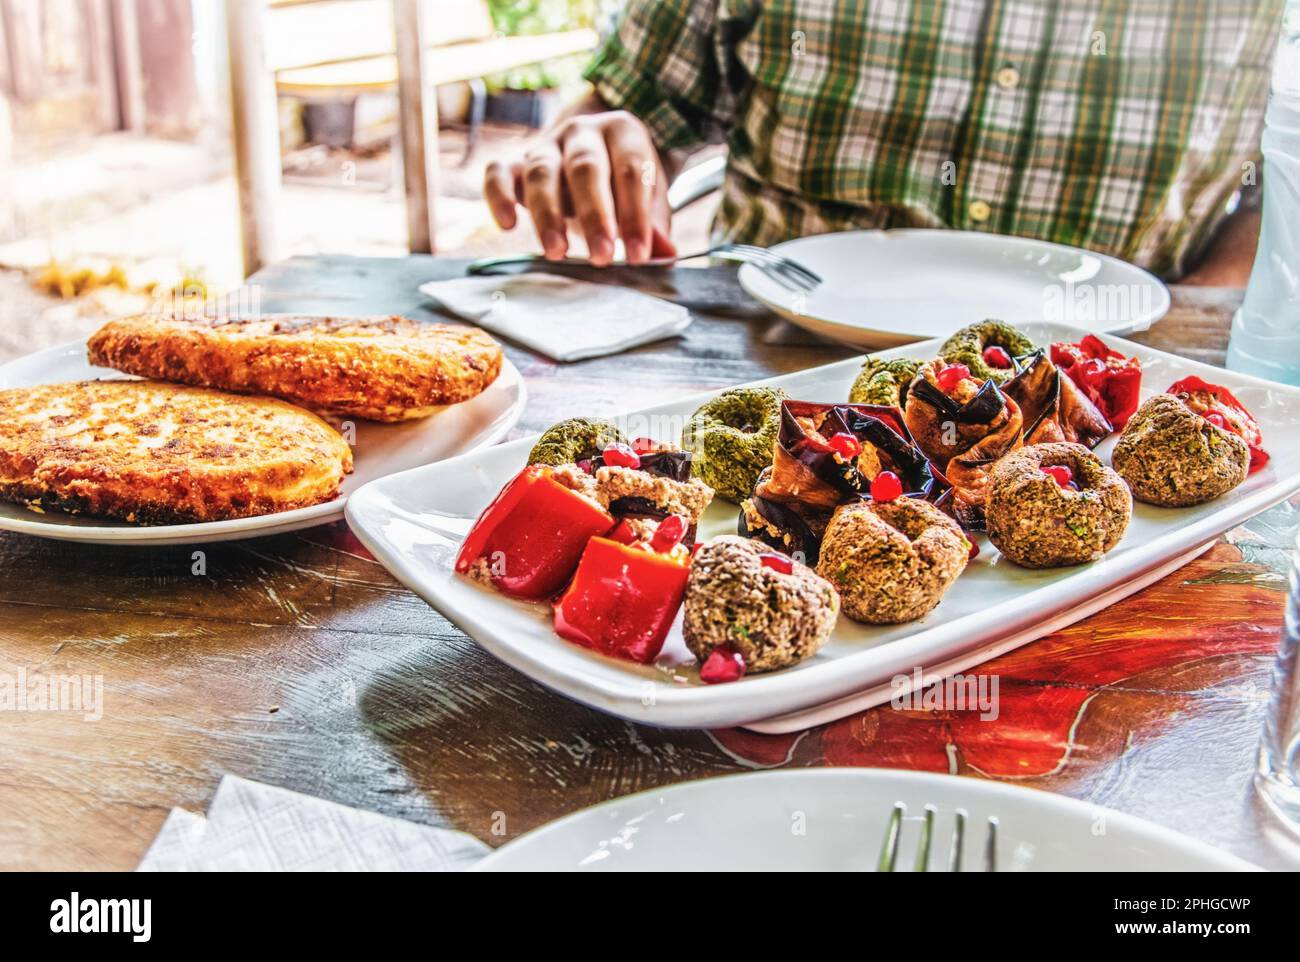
[{"x1": 585, "y1": 0, "x2": 1282, "y2": 278}]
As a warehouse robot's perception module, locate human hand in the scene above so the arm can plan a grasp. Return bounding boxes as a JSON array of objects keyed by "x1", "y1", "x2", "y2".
[{"x1": 484, "y1": 110, "x2": 676, "y2": 266}]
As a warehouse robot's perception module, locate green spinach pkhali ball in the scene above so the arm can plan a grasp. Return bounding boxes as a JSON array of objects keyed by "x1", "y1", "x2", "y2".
[
  {"x1": 939, "y1": 319, "x2": 1035, "y2": 383},
  {"x1": 682, "y1": 387, "x2": 787, "y2": 502},
  {"x1": 528, "y1": 417, "x2": 626, "y2": 466},
  {"x1": 848, "y1": 357, "x2": 922, "y2": 408}
]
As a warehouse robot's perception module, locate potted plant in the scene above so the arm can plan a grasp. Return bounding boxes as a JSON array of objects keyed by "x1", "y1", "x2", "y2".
[{"x1": 483, "y1": 0, "x2": 594, "y2": 128}]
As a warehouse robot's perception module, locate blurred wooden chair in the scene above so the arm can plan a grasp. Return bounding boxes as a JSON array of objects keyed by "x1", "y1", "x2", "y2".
[{"x1": 226, "y1": 0, "x2": 597, "y2": 274}]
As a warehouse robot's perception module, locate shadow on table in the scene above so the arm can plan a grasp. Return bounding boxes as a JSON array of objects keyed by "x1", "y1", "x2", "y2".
[{"x1": 355, "y1": 643, "x2": 742, "y2": 844}]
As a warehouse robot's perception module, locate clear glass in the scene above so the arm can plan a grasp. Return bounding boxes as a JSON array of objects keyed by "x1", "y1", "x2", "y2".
[
  {"x1": 1226, "y1": 1, "x2": 1300, "y2": 386},
  {"x1": 1257, "y1": 528, "x2": 1300, "y2": 828}
]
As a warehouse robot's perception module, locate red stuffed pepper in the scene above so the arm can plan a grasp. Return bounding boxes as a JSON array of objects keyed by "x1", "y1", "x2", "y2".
[
  {"x1": 553, "y1": 520, "x2": 691, "y2": 665},
  {"x1": 1050, "y1": 334, "x2": 1143, "y2": 429},
  {"x1": 455, "y1": 465, "x2": 614, "y2": 600},
  {"x1": 1167, "y1": 376, "x2": 1270, "y2": 473}
]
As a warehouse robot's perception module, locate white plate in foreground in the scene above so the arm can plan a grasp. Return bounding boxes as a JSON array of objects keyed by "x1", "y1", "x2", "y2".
[
  {"x1": 0, "y1": 339, "x2": 525, "y2": 546},
  {"x1": 475, "y1": 769, "x2": 1256, "y2": 871},
  {"x1": 739, "y1": 229, "x2": 1170, "y2": 348},
  {"x1": 345, "y1": 322, "x2": 1300, "y2": 730}
]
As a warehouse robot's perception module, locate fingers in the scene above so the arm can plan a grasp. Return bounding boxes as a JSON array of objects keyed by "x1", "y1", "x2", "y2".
[
  {"x1": 520, "y1": 143, "x2": 567, "y2": 259},
  {"x1": 649, "y1": 223, "x2": 677, "y2": 259},
  {"x1": 559, "y1": 124, "x2": 618, "y2": 266},
  {"x1": 604, "y1": 121, "x2": 658, "y2": 264},
  {"x1": 487, "y1": 112, "x2": 674, "y2": 265},
  {"x1": 483, "y1": 160, "x2": 521, "y2": 230}
]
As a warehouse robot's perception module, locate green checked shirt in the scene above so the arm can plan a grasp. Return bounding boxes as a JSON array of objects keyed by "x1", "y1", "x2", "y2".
[{"x1": 584, "y1": 0, "x2": 1282, "y2": 279}]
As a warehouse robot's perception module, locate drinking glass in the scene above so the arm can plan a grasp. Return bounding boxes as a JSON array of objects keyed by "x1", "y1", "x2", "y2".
[
  {"x1": 1257, "y1": 527, "x2": 1300, "y2": 828},
  {"x1": 1227, "y1": 1, "x2": 1300, "y2": 385}
]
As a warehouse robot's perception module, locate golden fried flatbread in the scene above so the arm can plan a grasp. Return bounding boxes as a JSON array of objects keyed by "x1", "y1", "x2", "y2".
[
  {"x1": 0, "y1": 380, "x2": 352, "y2": 524},
  {"x1": 88, "y1": 313, "x2": 502, "y2": 422}
]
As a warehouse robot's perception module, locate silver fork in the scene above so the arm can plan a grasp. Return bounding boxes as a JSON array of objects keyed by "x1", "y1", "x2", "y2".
[
  {"x1": 465, "y1": 242, "x2": 822, "y2": 293},
  {"x1": 876, "y1": 802, "x2": 999, "y2": 872},
  {"x1": 709, "y1": 242, "x2": 822, "y2": 292}
]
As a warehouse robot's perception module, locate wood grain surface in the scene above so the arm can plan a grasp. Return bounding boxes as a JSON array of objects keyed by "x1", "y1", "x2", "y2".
[{"x1": 2, "y1": 257, "x2": 1297, "y2": 871}]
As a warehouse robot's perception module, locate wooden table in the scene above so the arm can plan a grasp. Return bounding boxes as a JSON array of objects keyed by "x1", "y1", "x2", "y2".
[{"x1": 3, "y1": 257, "x2": 1298, "y2": 870}]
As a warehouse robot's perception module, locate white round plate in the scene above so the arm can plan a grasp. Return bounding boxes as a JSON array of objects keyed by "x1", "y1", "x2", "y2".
[
  {"x1": 0, "y1": 339, "x2": 525, "y2": 546},
  {"x1": 738, "y1": 229, "x2": 1170, "y2": 348},
  {"x1": 476, "y1": 769, "x2": 1257, "y2": 872}
]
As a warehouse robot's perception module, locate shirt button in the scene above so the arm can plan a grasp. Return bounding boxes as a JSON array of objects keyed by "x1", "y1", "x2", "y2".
[
  {"x1": 995, "y1": 65, "x2": 1020, "y2": 89},
  {"x1": 968, "y1": 200, "x2": 991, "y2": 223}
]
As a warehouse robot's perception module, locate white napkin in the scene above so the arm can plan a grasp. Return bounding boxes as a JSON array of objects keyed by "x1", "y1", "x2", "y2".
[
  {"x1": 419, "y1": 273, "x2": 692, "y2": 361},
  {"x1": 137, "y1": 775, "x2": 490, "y2": 872}
]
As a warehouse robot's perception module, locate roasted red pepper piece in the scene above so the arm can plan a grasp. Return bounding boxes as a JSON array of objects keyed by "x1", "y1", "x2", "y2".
[
  {"x1": 1050, "y1": 334, "x2": 1143, "y2": 429},
  {"x1": 552, "y1": 536, "x2": 690, "y2": 664},
  {"x1": 605, "y1": 518, "x2": 641, "y2": 545},
  {"x1": 455, "y1": 465, "x2": 614, "y2": 600},
  {"x1": 1167, "y1": 375, "x2": 1270, "y2": 473}
]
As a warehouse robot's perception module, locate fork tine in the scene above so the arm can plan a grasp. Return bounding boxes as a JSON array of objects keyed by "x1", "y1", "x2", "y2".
[
  {"x1": 716, "y1": 244, "x2": 821, "y2": 289},
  {"x1": 877, "y1": 802, "x2": 905, "y2": 872},
  {"x1": 949, "y1": 808, "x2": 967, "y2": 872},
  {"x1": 983, "y1": 816, "x2": 999, "y2": 872},
  {"x1": 913, "y1": 804, "x2": 936, "y2": 872},
  {"x1": 755, "y1": 261, "x2": 807, "y2": 294},
  {"x1": 717, "y1": 251, "x2": 808, "y2": 293},
  {"x1": 726, "y1": 244, "x2": 824, "y2": 285},
  {"x1": 707, "y1": 249, "x2": 788, "y2": 290},
  {"x1": 728, "y1": 241, "x2": 816, "y2": 279},
  {"x1": 771, "y1": 261, "x2": 819, "y2": 292},
  {"x1": 751, "y1": 248, "x2": 823, "y2": 285},
  {"x1": 734, "y1": 249, "x2": 817, "y2": 292}
]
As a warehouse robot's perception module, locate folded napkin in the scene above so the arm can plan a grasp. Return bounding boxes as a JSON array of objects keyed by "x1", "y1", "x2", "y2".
[
  {"x1": 138, "y1": 775, "x2": 490, "y2": 872},
  {"x1": 419, "y1": 273, "x2": 692, "y2": 362}
]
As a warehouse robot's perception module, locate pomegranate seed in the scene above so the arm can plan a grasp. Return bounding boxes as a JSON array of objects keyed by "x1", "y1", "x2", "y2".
[
  {"x1": 828, "y1": 432, "x2": 863, "y2": 460},
  {"x1": 602, "y1": 442, "x2": 641, "y2": 469},
  {"x1": 760, "y1": 552, "x2": 794, "y2": 574},
  {"x1": 607, "y1": 519, "x2": 638, "y2": 545},
  {"x1": 700, "y1": 646, "x2": 746, "y2": 684},
  {"x1": 967, "y1": 539, "x2": 980, "y2": 561},
  {"x1": 982, "y1": 345, "x2": 1012, "y2": 369},
  {"x1": 935, "y1": 363, "x2": 971, "y2": 394},
  {"x1": 1041, "y1": 464, "x2": 1073, "y2": 488},
  {"x1": 1204, "y1": 412, "x2": 1227, "y2": 429},
  {"x1": 631, "y1": 436, "x2": 658, "y2": 455},
  {"x1": 576, "y1": 458, "x2": 594, "y2": 475},
  {"x1": 870, "y1": 470, "x2": 904, "y2": 502},
  {"x1": 650, "y1": 514, "x2": 688, "y2": 552}
]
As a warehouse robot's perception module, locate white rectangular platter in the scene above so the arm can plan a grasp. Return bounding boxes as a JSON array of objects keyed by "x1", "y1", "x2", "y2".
[{"x1": 345, "y1": 322, "x2": 1300, "y2": 730}]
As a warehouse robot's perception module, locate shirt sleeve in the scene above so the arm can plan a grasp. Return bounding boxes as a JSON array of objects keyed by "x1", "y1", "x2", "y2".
[{"x1": 583, "y1": 0, "x2": 753, "y2": 152}]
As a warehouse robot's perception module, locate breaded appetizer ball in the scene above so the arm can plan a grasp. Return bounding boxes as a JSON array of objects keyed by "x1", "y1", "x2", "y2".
[
  {"x1": 593, "y1": 465, "x2": 713, "y2": 524},
  {"x1": 684, "y1": 536, "x2": 839, "y2": 672},
  {"x1": 1112, "y1": 394, "x2": 1249, "y2": 507},
  {"x1": 816, "y1": 498, "x2": 968, "y2": 624},
  {"x1": 986, "y1": 442, "x2": 1131, "y2": 568}
]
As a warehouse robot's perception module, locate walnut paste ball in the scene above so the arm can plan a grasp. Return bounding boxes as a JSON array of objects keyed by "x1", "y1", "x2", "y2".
[
  {"x1": 683, "y1": 536, "x2": 839, "y2": 673},
  {"x1": 1112, "y1": 394, "x2": 1249, "y2": 507},
  {"x1": 985, "y1": 442, "x2": 1131, "y2": 568},
  {"x1": 816, "y1": 497, "x2": 968, "y2": 624}
]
